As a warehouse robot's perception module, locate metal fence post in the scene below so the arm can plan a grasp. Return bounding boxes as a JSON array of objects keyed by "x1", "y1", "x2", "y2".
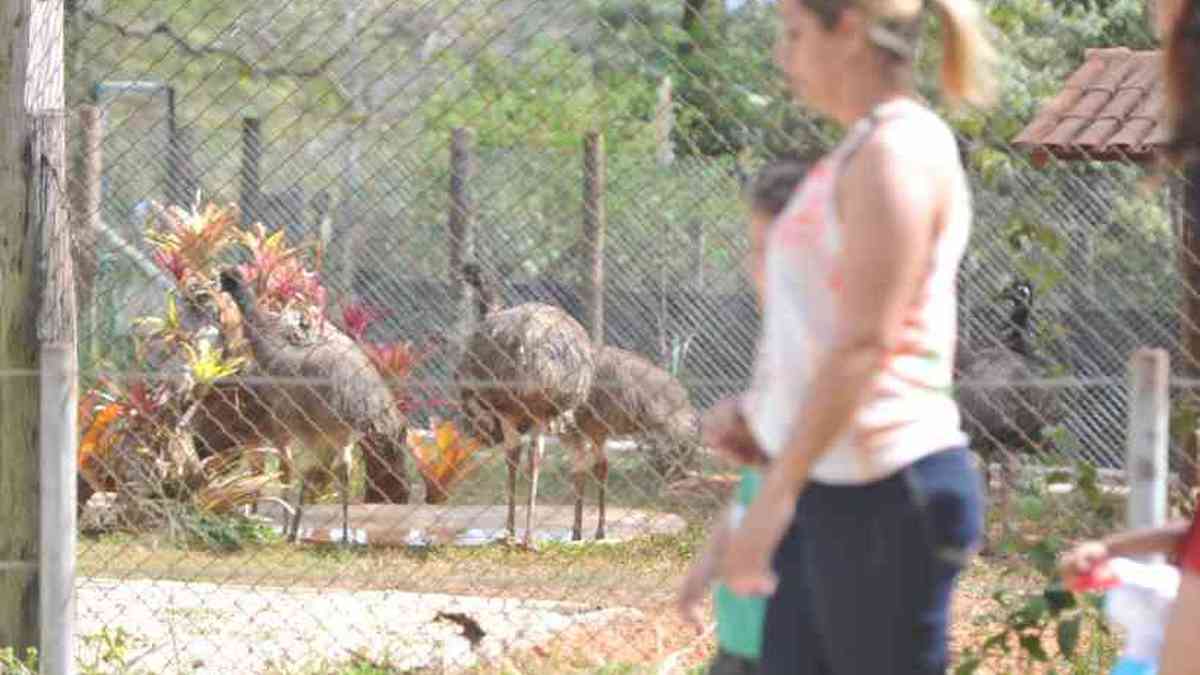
[{"x1": 1125, "y1": 347, "x2": 1170, "y2": 563}]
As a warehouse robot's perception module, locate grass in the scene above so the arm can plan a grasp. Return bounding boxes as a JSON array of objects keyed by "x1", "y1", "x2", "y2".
[{"x1": 73, "y1": 456, "x2": 1139, "y2": 674}]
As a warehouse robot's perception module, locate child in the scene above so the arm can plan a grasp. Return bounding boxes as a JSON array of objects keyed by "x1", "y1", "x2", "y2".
[
  {"x1": 676, "y1": 159, "x2": 809, "y2": 675},
  {"x1": 1060, "y1": 515, "x2": 1200, "y2": 674}
]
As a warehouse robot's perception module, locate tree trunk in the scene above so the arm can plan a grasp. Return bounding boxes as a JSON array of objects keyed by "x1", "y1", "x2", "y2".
[{"x1": 0, "y1": 0, "x2": 36, "y2": 654}]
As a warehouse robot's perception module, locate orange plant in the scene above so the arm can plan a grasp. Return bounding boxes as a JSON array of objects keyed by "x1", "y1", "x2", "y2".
[{"x1": 407, "y1": 420, "x2": 486, "y2": 497}]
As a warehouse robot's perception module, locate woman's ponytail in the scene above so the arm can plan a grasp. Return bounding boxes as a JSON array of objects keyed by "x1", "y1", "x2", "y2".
[{"x1": 926, "y1": 0, "x2": 997, "y2": 108}]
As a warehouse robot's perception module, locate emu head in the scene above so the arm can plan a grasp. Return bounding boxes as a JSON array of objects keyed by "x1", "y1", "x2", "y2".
[
  {"x1": 997, "y1": 278, "x2": 1036, "y2": 356},
  {"x1": 455, "y1": 391, "x2": 507, "y2": 448},
  {"x1": 1000, "y1": 278, "x2": 1034, "y2": 309},
  {"x1": 177, "y1": 275, "x2": 236, "y2": 350}
]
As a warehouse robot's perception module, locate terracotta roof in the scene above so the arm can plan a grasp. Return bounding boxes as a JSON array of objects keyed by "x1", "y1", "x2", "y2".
[{"x1": 1012, "y1": 48, "x2": 1169, "y2": 164}]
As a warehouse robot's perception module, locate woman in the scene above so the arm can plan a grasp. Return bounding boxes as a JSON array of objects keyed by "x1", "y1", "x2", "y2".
[
  {"x1": 1058, "y1": 3, "x2": 1200, "y2": 673},
  {"x1": 702, "y1": 0, "x2": 997, "y2": 672}
]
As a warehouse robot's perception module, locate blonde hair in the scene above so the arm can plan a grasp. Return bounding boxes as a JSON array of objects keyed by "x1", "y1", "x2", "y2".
[
  {"x1": 926, "y1": 0, "x2": 997, "y2": 107},
  {"x1": 803, "y1": 0, "x2": 997, "y2": 107}
]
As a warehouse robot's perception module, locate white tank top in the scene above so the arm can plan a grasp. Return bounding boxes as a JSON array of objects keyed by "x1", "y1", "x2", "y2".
[{"x1": 741, "y1": 97, "x2": 970, "y2": 485}]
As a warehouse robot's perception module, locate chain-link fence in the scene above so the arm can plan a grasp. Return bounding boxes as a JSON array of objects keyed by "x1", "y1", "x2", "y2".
[{"x1": 11, "y1": 0, "x2": 1193, "y2": 672}]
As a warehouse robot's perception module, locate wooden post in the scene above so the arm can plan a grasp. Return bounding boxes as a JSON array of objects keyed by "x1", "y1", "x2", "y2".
[
  {"x1": 1126, "y1": 348, "x2": 1170, "y2": 563},
  {"x1": 72, "y1": 105, "x2": 102, "y2": 366},
  {"x1": 1179, "y1": 163, "x2": 1200, "y2": 491},
  {"x1": 654, "y1": 76, "x2": 674, "y2": 168},
  {"x1": 240, "y1": 117, "x2": 262, "y2": 226},
  {"x1": 448, "y1": 128, "x2": 477, "y2": 337},
  {"x1": 688, "y1": 220, "x2": 704, "y2": 289},
  {"x1": 583, "y1": 131, "x2": 606, "y2": 345},
  {"x1": 0, "y1": 0, "x2": 36, "y2": 657},
  {"x1": 174, "y1": 126, "x2": 198, "y2": 206},
  {"x1": 27, "y1": 1, "x2": 77, "y2": 672},
  {"x1": 32, "y1": 109, "x2": 77, "y2": 675},
  {"x1": 165, "y1": 85, "x2": 184, "y2": 206}
]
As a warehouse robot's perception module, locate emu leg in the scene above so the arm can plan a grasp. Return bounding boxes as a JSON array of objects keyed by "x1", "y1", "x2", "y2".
[
  {"x1": 985, "y1": 450, "x2": 1015, "y2": 554},
  {"x1": 506, "y1": 443, "x2": 521, "y2": 537},
  {"x1": 247, "y1": 448, "x2": 272, "y2": 516},
  {"x1": 289, "y1": 479, "x2": 307, "y2": 544},
  {"x1": 571, "y1": 471, "x2": 586, "y2": 542},
  {"x1": 566, "y1": 434, "x2": 588, "y2": 542},
  {"x1": 337, "y1": 443, "x2": 355, "y2": 547},
  {"x1": 594, "y1": 454, "x2": 609, "y2": 541},
  {"x1": 524, "y1": 433, "x2": 545, "y2": 546}
]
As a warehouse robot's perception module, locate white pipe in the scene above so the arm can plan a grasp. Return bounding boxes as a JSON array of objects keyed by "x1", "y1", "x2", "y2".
[{"x1": 39, "y1": 343, "x2": 76, "y2": 675}]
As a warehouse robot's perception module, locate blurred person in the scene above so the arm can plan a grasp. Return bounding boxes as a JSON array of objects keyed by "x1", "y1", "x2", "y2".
[
  {"x1": 1060, "y1": 3, "x2": 1200, "y2": 673},
  {"x1": 703, "y1": 0, "x2": 998, "y2": 672},
  {"x1": 677, "y1": 159, "x2": 809, "y2": 675}
]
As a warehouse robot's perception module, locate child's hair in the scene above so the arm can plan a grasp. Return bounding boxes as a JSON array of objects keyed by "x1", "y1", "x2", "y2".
[
  {"x1": 1164, "y1": 0, "x2": 1200, "y2": 166},
  {"x1": 744, "y1": 159, "x2": 809, "y2": 218},
  {"x1": 800, "y1": 0, "x2": 997, "y2": 107}
]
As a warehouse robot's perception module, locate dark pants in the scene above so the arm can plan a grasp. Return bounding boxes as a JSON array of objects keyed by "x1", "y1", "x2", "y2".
[
  {"x1": 759, "y1": 447, "x2": 985, "y2": 675},
  {"x1": 706, "y1": 649, "x2": 760, "y2": 675}
]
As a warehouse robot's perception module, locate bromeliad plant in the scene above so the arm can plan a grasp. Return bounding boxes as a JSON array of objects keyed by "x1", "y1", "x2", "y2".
[
  {"x1": 144, "y1": 200, "x2": 240, "y2": 283},
  {"x1": 237, "y1": 222, "x2": 327, "y2": 320}
]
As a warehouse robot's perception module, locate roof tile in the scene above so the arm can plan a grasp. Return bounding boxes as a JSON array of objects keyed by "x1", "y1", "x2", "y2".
[{"x1": 1012, "y1": 48, "x2": 1166, "y2": 162}]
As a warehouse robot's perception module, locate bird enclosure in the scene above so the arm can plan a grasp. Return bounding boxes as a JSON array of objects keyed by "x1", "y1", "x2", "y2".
[{"x1": 5, "y1": 1, "x2": 1199, "y2": 673}]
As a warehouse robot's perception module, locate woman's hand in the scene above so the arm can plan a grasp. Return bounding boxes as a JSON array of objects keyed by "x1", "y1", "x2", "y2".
[
  {"x1": 719, "y1": 476, "x2": 798, "y2": 597},
  {"x1": 702, "y1": 396, "x2": 768, "y2": 466},
  {"x1": 676, "y1": 559, "x2": 713, "y2": 632}
]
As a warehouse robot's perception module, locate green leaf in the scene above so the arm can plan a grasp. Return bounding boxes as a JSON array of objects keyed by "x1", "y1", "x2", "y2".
[
  {"x1": 1019, "y1": 634, "x2": 1050, "y2": 662},
  {"x1": 1027, "y1": 540, "x2": 1061, "y2": 578},
  {"x1": 983, "y1": 631, "x2": 1010, "y2": 654},
  {"x1": 954, "y1": 656, "x2": 982, "y2": 675},
  {"x1": 1044, "y1": 587, "x2": 1077, "y2": 614},
  {"x1": 1012, "y1": 596, "x2": 1051, "y2": 630},
  {"x1": 1057, "y1": 615, "x2": 1082, "y2": 658}
]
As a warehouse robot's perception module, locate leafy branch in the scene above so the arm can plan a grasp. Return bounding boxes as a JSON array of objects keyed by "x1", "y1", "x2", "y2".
[{"x1": 80, "y1": 9, "x2": 341, "y2": 83}]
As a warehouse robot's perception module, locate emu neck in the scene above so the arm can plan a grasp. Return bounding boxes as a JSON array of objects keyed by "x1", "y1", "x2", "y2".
[{"x1": 1004, "y1": 304, "x2": 1032, "y2": 356}]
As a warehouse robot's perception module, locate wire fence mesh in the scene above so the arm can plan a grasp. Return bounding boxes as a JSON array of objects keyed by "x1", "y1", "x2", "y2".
[{"x1": 22, "y1": 0, "x2": 1197, "y2": 672}]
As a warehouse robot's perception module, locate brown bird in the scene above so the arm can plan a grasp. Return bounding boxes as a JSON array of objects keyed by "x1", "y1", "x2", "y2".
[
  {"x1": 563, "y1": 344, "x2": 699, "y2": 540},
  {"x1": 218, "y1": 267, "x2": 404, "y2": 544},
  {"x1": 455, "y1": 262, "x2": 594, "y2": 545}
]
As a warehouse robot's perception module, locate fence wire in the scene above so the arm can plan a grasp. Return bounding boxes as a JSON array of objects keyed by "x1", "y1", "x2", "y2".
[{"x1": 22, "y1": 0, "x2": 1198, "y2": 672}]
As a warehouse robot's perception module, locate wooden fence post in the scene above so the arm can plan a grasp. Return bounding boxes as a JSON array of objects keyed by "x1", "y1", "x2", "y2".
[
  {"x1": 449, "y1": 128, "x2": 477, "y2": 338},
  {"x1": 1126, "y1": 348, "x2": 1170, "y2": 562},
  {"x1": 583, "y1": 131, "x2": 606, "y2": 345},
  {"x1": 240, "y1": 117, "x2": 262, "y2": 226},
  {"x1": 72, "y1": 105, "x2": 102, "y2": 366},
  {"x1": 0, "y1": 0, "x2": 36, "y2": 656},
  {"x1": 165, "y1": 85, "x2": 185, "y2": 206},
  {"x1": 1181, "y1": 163, "x2": 1200, "y2": 493},
  {"x1": 28, "y1": 0, "x2": 77, "y2": 671}
]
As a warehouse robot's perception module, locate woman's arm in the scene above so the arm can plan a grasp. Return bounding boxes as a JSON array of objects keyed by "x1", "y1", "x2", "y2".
[
  {"x1": 677, "y1": 503, "x2": 735, "y2": 627},
  {"x1": 720, "y1": 121, "x2": 949, "y2": 594}
]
